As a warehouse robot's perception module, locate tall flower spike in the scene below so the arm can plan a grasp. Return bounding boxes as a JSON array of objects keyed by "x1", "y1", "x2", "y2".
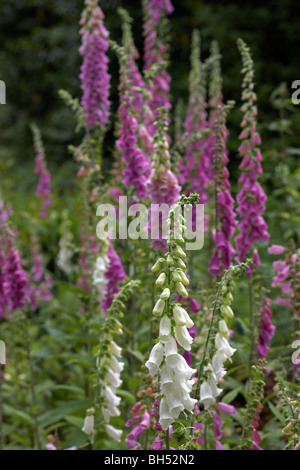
[
  {"x1": 146, "y1": 108, "x2": 181, "y2": 250},
  {"x1": 235, "y1": 39, "x2": 269, "y2": 271},
  {"x1": 143, "y1": 0, "x2": 173, "y2": 135},
  {"x1": 178, "y1": 30, "x2": 211, "y2": 203},
  {"x1": 79, "y1": 0, "x2": 111, "y2": 129},
  {"x1": 145, "y1": 195, "x2": 200, "y2": 439},
  {"x1": 209, "y1": 102, "x2": 237, "y2": 277},
  {"x1": 112, "y1": 41, "x2": 152, "y2": 200},
  {"x1": 84, "y1": 280, "x2": 140, "y2": 446},
  {"x1": 31, "y1": 124, "x2": 51, "y2": 219},
  {"x1": 198, "y1": 262, "x2": 250, "y2": 409}
]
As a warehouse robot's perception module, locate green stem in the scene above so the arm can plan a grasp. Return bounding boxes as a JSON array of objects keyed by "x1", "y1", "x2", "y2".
[{"x1": 247, "y1": 278, "x2": 255, "y2": 393}]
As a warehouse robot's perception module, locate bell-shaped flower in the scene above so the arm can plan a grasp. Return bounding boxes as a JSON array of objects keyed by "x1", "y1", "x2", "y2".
[
  {"x1": 159, "y1": 397, "x2": 174, "y2": 431},
  {"x1": 215, "y1": 333, "x2": 236, "y2": 360},
  {"x1": 161, "y1": 362, "x2": 174, "y2": 395},
  {"x1": 174, "y1": 354, "x2": 197, "y2": 380},
  {"x1": 174, "y1": 325, "x2": 193, "y2": 351},
  {"x1": 108, "y1": 340, "x2": 122, "y2": 357},
  {"x1": 105, "y1": 424, "x2": 122, "y2": 442},
  {"x1": 200, "y1": 381, "x2": 216, "y2": 409},
  {"x1": 165, "y1": 384, "x2": 185, "y2": 419},
  {"x1": 145, "y1": 341, "x2": 164, "y2": 376},
  {"x1": 173, "y1": 304, "x2": 187, "y2": 326},
  {"x1": 165, "y1": 336, "x2": 180, "y2": 368},
  {"x1": 110, "y1": 355, "x2": 124, "y2": 374},
  {"x1": 106, "y1": 368, "x2": 122, "y2": 389},
  {"x1": 212, "y1": 351, "x2": 227, "y2": 381},
  {"x1": 102, "y1": 385, "x2": 121, "y2": 407},
  {"x1": 181, "y1": 307, "x2": 194, "y2": 328},
  {"x1": 159, "y1": 315, "x2": 171, "y2": 343},
  {"x1": 102, "y1": 403, "x2": 121, "y2": 422},
  {"x1": 82, "y1": 414, "x2": 94, "y2": 435}
]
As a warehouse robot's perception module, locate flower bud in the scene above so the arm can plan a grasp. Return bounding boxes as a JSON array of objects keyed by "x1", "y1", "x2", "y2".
[
  {"x1": 160, "y1": 288, "x2": 171, "y2": 300},
  {"x1": 153, "y1": 298, "x2": 165, "y2": 316},
  {"x1": 173, "y1": 304, "x2": 187, "y2": 326},
  {"x1": 159, "y1": 315, "x2": 171, "y2": 342},
  {"x1": 172, "y1": 270, "x2": 182, "y2": 282},
  {"x1": 156, "y1": 272, "x2": 166, "y2": 287},
  {"x1": 179, "y1": 271, "x2": 190, "y2": 286},
  {"x1": 174, "y1": 245, "x2": 186, "y2": 258},
  {"x1": 282, "y1": 422, "x2": 294, "y2": 435},
  {"x1": 166, "y1": 254, "x2": 174, "y2": 266},
  {"x1": 181, "y1": 307, "x2": 194, "y2": 328},
  {"x1": 151, "y1": 258, "x2": 165, "y2": 273},
  {"x1": 176, "y1": 282, "x2": 188, "y2": 298},
  {"x1": 219, "y1": 320, "x2": 229, "y2": 338},
  {"x1": 176, "y1": 258, "x2": 186, "y2": 270}
]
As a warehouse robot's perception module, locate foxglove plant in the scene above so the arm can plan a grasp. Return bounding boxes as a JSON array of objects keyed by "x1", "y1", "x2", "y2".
[
  {"x1": 197, "y1": 261, "x2": 250, "y2": 409},
  {"x1": 143, "y1": 0, "x2": 173, "y2": 134},
  {"x1": 178, "y1": 30, "x2": 210, "y2": 201},
  {"x1": 83, "y1": 280, "x2": 140, "y2": 448},
  {"x1": 111, "y1": 40, "x2": 151, "y2": 200},
  {"x1": 79, "y1": 0, "x2": 110, "y2": 130},
  {"x1": 145, "y1": 194, "x2": 200, "y2": 448},
  {"x1": 209, "y1": 102, "x2": 237, "y2": 277},
  {"x1": 31, "y1": 124, "x2": 51, "y2": 219},
  {"x1": 235, "y1": 39, "x2": 269, "y2": 271}
]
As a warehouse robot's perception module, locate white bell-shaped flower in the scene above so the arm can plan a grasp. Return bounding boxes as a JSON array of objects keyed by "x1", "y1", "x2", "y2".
[
  {"x1": 165, "y1": 384, "x2": 185, "y2": 419},
  {"x1": 161, "y1": 362, "x2": 174, "y2": 395},
  {"x1": 174, "y1": 325, "x2": 193, "y2": 351},
  {"x1": 109, "y1": 340, "x2": 122, "y2": 357},
  {"x1": 102, "y1": 385, "x2": 121, "y2": 407},
  {"x1": 174, "y1": 354, "x2": 197, "y2": 380},
  {"x1": 105, "y1": 424, "x2": 122, "y2": 442},
  {"x1": 181, "y1": 392, "x2": 197, "y2": 413},
  {"x1": 172, "y1": 304, "x2": 187, "y2": 326},
  {"x1": 106, "y1": 368, "x2": 122, "y2": 389},
  {"x1": 165, "y1": 336, "x2": 180, "y2": 368},
  {"x1": 212, "y1": 351, "x2": 227, "y2": 381},
  {"x1": 82, "y1": 414, "x2": 95, "y2": 435},
  {"x1": 180, "y1": 307, "x2": 194, "y2": 328},
  {"x1": 215, "y1": 333, "x2": 236, "y2": 360},
  {"x1": 145, "y1": 341, "x2": 164, "y2": 376},
  {"x1": 110, "y1": 355, "x2": 124, "y2": 374},
  {"x1": 102, "y1": 404, "x2": 121, "y2": 422},
  {"x1": 159, "y1": 397, "x2": 174, "y2": 431},
  {"x1": 200, "y1": 381, "x2": 216, "y2": 409},
  {"x1": 159, "y1": 315, "x2": 171, "y2": 343}
]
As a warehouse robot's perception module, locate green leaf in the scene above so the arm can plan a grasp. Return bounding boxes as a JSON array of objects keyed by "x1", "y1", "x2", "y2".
[
  {"x1": 38, "y1": 399, "x2": 89, "y2": 428},
  {"x1": 268, "y1": 401, "x2": 286, "y2": 426}
]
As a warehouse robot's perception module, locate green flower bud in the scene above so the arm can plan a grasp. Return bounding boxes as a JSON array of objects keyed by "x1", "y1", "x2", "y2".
[
  {"x1": 179, "y1": 271, "x2": 190, "y2": 286},
  {"x1": 172, "y1": 270, "x2": 182, "y2": 282},
  {"x1": 166, "y1": 254, "x2": 174, "y2": 266},
  {"x1": 174, "y1": 245, "x2": 186, "y2": 258},
  {"x1": 151, "y1": 258, "x2": 166, "y2": 273},
  {"x1": 176, "y1": 258, "x2": 186, "y2": 270},
  {"x1": 176, "y1": 282, "x2": 188, "y2": 298},
  {"x1": 156, "y1": 272, "x2": 166, "y2": 287},
  {"x1": 219, "y1": 319, "x2": 229, "y2": 338},
  {"x1": 153, "y1": 299, "x2": 165, "y2": 316},
  {"x1": 160, "y1": 288, "x2": 171, "y2": 300}
]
